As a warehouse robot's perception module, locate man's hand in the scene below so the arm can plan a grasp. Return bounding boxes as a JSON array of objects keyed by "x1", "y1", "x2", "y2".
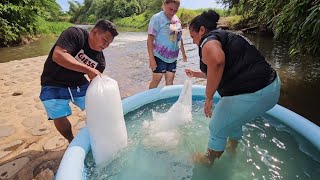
[{"x1": 87, "y1": 68, "x2": 101, "y2": 80}]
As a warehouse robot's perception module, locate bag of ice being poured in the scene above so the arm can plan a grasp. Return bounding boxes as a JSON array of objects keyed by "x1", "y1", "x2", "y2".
[
  {"x1": 86, "y1": 75, "x2": 128, "y2": 165},
  {"x1": 142, "y1": 78, "x2": 192, "y2": 150}
]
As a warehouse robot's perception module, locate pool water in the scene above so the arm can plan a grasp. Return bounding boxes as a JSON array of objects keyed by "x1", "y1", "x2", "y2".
[{"x1": 85, "y1": 97, "x2": 320, "y2": 180}]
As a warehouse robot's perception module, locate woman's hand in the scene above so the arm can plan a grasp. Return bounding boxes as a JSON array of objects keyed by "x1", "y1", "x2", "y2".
[
  {"x1": 149, "y1": 57, "x2": 157, "y2": 71},
  {"x1": 182, "y1": 54, "x2": 187, "y2": 62},
  {"x1": 204, "y1": 98, "x2": 213, "y2": 118},
  {"x1": 185, "y1": 69, "x2": 195, "y2": 77}
]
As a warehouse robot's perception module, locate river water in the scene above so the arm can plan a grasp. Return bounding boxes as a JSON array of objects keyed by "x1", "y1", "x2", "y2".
[{"x1": 0, "y1": 31, "x2": 319, "y2": 126}]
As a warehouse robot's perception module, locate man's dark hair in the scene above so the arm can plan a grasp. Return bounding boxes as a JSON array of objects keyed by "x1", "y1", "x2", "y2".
[{"x1": 93, "y1": 20, "x2": 119, "y2": 37}]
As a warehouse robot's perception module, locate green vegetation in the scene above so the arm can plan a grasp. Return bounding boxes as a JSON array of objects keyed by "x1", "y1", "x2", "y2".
[
  {"x1": 35, "y1": 17, "x2": 73, "y2": 35},
  {"x1": 114, "y1": 8, "x2": 229, "y2": 31},
  {"x1": 0, "y1": 0, "x2": 72, "y2": 46},
  {"x1": 1, "y1": 0, "x2": 318, "y2": 57},
  {"x1": 219, "y1": 0, "x2": 320, "y2": 57},
  {"x1": 114, "y1": 13, "x2": 149, "y2": 31}
]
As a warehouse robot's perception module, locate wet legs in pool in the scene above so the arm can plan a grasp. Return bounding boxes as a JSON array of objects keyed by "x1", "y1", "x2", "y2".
[
  {"x1": 226, "y1": 138, "x2": 239, "y2": 156},
  {"x1": 192, "y1": 149, "x2": 224, "y2": 166},
  {"x1": 192, "y1": 138, "x2": 238, "y2": 166}
]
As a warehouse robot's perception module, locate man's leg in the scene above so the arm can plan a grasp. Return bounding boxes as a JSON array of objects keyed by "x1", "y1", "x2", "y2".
[{"x1": 53, "y1": 117, "x2": 74, "y2": 143}]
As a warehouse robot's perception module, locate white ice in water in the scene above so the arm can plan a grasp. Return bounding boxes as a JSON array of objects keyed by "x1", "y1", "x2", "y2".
[{"x1": 142, "y1": 78, "x2": 192, "y2": 150}]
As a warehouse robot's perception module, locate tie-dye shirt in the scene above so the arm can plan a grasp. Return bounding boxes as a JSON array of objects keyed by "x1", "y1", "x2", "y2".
[{"x1": 148, "y1": 11, "x2": 182, "y2": 63}]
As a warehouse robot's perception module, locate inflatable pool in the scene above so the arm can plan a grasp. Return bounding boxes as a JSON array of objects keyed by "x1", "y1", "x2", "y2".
[{"x1": 55, "y1": 85, "x2": 320, "y2": 180}]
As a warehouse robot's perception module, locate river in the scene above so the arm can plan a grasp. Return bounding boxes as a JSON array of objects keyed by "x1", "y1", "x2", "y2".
[{"x1": 0, "y1": 31, "x2": 319, "y2": 126}]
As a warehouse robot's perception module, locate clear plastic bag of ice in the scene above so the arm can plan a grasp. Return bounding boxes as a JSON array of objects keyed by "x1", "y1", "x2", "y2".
[{"x1": 86, "y1": 75, "x2": 128, "y2": 165}]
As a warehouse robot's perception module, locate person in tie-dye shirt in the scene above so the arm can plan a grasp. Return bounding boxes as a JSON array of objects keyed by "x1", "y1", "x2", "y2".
[{"x1": 147, "y1": 0, "x2": 187, "y2": 89}]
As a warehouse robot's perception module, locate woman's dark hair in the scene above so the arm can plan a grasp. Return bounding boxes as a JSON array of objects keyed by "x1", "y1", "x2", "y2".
[
  {"x1": 189, "y1": 10, "x2": 220, "y2": 32},
  {"x1": 93, "y1": 19, "x2": 119, "y2": 37}
]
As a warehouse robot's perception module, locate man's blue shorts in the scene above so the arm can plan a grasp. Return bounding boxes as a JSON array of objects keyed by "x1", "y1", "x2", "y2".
[
  {"x1": 39, "y1": 83, "x2": 89, "y2": 120},
  {"x1": 153, "y1": 56, "x2": 177, "y2": 73}
]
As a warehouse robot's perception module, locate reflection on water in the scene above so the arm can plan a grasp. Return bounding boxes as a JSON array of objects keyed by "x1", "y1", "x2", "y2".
[
  {"x1": 0, "y1": 36, "x2": 58, "y2": 63},
  {"x1": 0, "y1": 31, "x2": 318, "y2": 126},
  {"x1": 85, "y1": 98, "x2": 320, "y2": 180}
]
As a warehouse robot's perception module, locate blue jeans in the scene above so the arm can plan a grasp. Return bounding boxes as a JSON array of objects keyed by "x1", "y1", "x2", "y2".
[{"x1": 208, "y1": 77, "x2": 281, "y2": 151}]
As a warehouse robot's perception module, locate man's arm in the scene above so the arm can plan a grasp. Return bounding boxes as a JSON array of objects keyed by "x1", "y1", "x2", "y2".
[{"x1": 52, "y1": 45, "x2": 101, "y2": 80}]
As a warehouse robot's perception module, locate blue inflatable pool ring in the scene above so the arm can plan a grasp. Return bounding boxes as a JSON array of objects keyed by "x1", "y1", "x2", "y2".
[{"x1": 55, "y1": 85, "x2": 320, "y2": 180}]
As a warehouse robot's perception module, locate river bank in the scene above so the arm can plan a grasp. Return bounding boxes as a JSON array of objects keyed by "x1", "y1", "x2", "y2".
[
  {"x1": 0, "y1": 56, "x2": 67, "y2": 179},
  {"x1": 0, "y1": 30, "x2": 319, "y2": 179}
]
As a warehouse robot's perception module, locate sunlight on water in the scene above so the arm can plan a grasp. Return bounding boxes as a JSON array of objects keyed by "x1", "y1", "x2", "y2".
[{"x1": 85, "y1": 98, "x2": 320, "y2": 180}]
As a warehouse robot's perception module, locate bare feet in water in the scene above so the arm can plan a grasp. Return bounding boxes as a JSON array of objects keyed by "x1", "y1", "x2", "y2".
[
  {"x1": 226, "y1": 139, "x2": 238, "y2": 156},
  {"x1": 192, "y1": 149, "x2": 224, "y2": 166},
  {"x1": 192, "y1": 152, "x2": 212, "y2": 166}
]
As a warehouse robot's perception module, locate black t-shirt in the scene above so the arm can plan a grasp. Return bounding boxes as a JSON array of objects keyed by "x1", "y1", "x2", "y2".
[
  {"x1": 41, "y1": 27, "x2": 106, "y2": 87},
  {"x1": 199, "y1": 30, "x2": 276, "y2": 97}
]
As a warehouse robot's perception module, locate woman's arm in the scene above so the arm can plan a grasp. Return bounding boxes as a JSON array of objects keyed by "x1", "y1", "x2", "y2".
[
  {"x1": 180, "y1": 39, "x2": 187, "y2": 62},
  {"x1": 202, "y1": 40, "x2": 225, "y2": 117},
  {"x1": 185, "y1": 69, "x2": 207, "y2": 78},
  {"x1": 147, "y1": 34, "x2": 157, "y2": 71},
  {"x1": 202, "y1": 40, "x2": 225, "y2": 99}
]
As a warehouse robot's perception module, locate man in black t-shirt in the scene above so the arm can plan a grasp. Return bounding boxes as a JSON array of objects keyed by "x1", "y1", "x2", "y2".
[{"x1": 39, "y1": 20, "x2": 118, "y2": 143}]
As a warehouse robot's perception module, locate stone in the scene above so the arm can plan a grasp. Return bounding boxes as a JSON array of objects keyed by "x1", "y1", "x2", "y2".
[
  {"x1": 12, "y1": 91, "x2": 23, "y2": 96},
  {"x1": 34, "y1": 168, "x2": 54, "y2": 180},
  {"x1": 0, "y1": 157, "x2": 30, "y2": 179},
  {"x1": 33, "y1": 160, "x2": 60, "y2": 179}
]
